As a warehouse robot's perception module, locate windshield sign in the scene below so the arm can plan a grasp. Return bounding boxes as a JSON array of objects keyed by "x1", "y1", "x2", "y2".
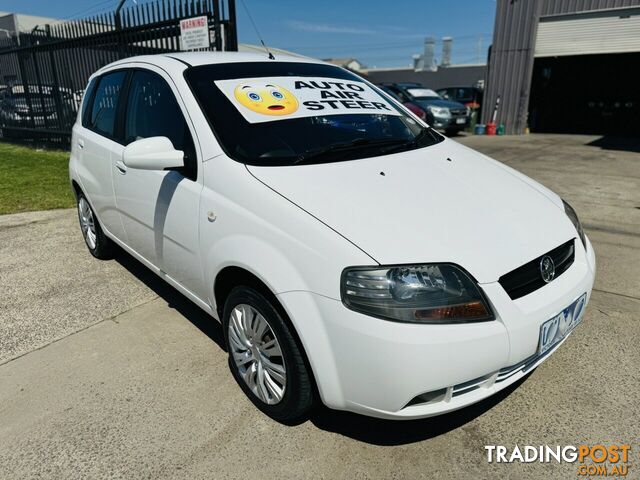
[
  {"x1": 186, "y1": 62, "x2": 443, "y2": 166},
  {"x1": 406, "y1": 88, "x2": 439, "y2": 98},
  {"x1": 215, "y1": 76, "x2": 401, "y2": 124}
]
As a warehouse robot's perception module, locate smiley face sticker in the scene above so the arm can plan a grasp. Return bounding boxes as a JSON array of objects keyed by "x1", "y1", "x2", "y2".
[{"x1": 233, "y1": 83, "x2": 299, "y2": 116}]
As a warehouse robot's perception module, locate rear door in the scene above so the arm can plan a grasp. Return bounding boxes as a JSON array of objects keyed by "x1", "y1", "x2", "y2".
[
  {"x1": 75, "y1": 70, "x2": 128, "y2": 242},
  {"x1": 112, "y1": 67, "x2": 204, "y2": 297}
]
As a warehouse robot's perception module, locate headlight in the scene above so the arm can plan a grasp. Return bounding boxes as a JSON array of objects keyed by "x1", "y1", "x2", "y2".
[
  {"x1": 428, "y1": 106, "x2": 450, "y2": 117},
  {"x1": 341, "y1": 264, "x2": 494, "y2": 323},
  {"x1": 563, "y1": 200, "x2": 586, "y2": 248}
]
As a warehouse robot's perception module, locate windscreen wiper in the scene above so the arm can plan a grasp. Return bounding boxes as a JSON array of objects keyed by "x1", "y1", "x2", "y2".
[
  {"x1": 378, "y1": 128, "x2": 435, "y2": 155},
  {"x1": 293, "y1": 137, "x2": 410, "y2": 165}
]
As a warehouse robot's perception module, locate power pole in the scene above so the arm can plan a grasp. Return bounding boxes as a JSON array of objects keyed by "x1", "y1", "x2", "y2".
[{"x1": 227, "y1": 0, "x2": 238, "y2": 51}]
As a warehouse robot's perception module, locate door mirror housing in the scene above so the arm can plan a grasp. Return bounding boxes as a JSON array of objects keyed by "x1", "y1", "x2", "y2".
[{"x1": 122, "y1": 136, "x2": 184, "y2": 171}]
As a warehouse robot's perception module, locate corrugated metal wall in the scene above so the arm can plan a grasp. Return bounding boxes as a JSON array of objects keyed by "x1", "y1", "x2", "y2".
[
  {"x1": 483, "y1": 0, "x2": 640, "y2": 134},
  {"x1": 482, "y1": 0, "x2": 542, "y2": 134}
]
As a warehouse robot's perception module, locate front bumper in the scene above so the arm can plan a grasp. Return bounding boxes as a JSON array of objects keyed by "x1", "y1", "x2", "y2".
[
  {"x1": 431, "y1": 115, "x2": 469, "y2": 130},
  {"x1": 277, "y1": 236, "x2": 596, "y2": 420}
]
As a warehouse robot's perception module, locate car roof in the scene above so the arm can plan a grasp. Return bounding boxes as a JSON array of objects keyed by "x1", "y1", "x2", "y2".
[
  {"x1": 437, "y1": 86, "x2": 480, "y2": 90},
  {"x1": 166, "y1": 51, "x2": 323, "y2": 66},
  {"x1": 395, "y1": 82, "x2": 424, "y2": 88},
  {"x1": 379, "y1": 82, "x2": 423, "y2": 88},
  {"x1": 99, "y1": 51, "x2": 326, "y2": 75}
]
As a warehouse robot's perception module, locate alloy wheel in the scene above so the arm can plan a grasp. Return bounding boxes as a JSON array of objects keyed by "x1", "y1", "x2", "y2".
[
  {"x1": 78, "y1": 197, "x2": 97, "y2": 250},
  {"x1": 228, "y1": 304, "x2": 287, "y2": 405}
]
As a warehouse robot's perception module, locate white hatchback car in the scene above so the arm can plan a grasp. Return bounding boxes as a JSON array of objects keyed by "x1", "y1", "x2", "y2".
[{"x1": 70, "y1": 52, "x2": 595, "y2": 422}]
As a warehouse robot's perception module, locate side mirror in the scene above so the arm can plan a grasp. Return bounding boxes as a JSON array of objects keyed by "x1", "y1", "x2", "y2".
[{"x1": 122, "y1": 136, "x2": 184, "y2": 171}]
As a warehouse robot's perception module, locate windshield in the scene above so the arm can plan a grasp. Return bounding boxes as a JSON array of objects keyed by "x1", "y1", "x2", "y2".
[
  {"x1": 406, "y1": 88, "x2": 441, "y2": 100},
  {"x1": 185, "y1": 62, "x2": 443, "y2": 166}
]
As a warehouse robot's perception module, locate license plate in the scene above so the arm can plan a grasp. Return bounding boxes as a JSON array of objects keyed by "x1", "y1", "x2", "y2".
[
  {"x1": 538, "y1": 293, "x2": 587, "y2": 355},
  {"x1": 456, "y1": 117, "x2": 466, "y2": 124}
]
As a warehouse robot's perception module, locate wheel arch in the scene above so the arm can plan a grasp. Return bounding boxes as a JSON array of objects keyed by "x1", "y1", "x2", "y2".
[
  {"x1": 214, "y1": 265, "x2": 321, "y2": 403},
  {"x1": 71, "y1": 179, "x2": 83, "y2": 198},
  {"x1": 214, "y1": 266, "x2": 274, "y2": 318},
  {"x1": 70, "y1": 179, "x2": 105, "y2": 228}
]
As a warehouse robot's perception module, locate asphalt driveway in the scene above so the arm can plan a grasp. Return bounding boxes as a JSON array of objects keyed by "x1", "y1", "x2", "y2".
[{"x1": 1, "y1": 134, "x2": 638, "y2": 479}]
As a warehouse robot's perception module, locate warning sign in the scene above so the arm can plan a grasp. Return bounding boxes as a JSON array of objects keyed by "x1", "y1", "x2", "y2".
[{"x1": 180, "y1": 16, "x2": 209, "y2": 51}]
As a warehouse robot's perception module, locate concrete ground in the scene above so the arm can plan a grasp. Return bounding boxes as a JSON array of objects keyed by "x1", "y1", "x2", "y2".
[{"x1": 1, "y1": 134, "x2": 638, "y2": 479}]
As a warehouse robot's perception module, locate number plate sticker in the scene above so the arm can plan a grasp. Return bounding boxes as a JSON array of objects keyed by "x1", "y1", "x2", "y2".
[{"x1": 538, "y1": 293, "x2": 587, "y2": 355}]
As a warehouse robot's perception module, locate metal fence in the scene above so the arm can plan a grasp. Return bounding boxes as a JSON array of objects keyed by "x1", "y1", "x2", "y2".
[{"x1": 0, "y1": 0, "x2": 237, "y2": 145}]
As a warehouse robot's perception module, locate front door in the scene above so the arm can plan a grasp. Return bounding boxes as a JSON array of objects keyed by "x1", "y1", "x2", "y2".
[{"x1": 112, "y1": 68, "x2": 204, "y2": 298}]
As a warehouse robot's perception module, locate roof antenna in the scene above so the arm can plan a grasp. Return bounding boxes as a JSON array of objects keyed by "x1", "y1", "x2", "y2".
[{"x1": 239, "y1": 0, "x2": 275, "y2": 60}]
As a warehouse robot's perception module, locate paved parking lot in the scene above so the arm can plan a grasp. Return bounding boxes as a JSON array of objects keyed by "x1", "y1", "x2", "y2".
[{"x1": 1, "y1": 134, "x2": 638, "y2": 479}]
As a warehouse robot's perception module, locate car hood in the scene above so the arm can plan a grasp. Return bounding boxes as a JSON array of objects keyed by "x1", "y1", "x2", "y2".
[
  {"x1": 247, "y1": 139, "x2": 576, "y2": 283},
  {"x1": 415, "y1": 98, "x2": 465, "y2": 110}
]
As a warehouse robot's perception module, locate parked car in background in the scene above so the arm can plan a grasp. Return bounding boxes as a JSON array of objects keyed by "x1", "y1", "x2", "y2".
[
  {"x1": 377, "y1": 85, "x2": 426, "y2": 120},
  {"x1": 381, "y1": 82, "x2": 469, "y2": 135},
  {"x1": 0, "y1": 84, "x2": 76, "y2": 130},
  {"x1": 437, "y1": 86, "x2": 483, "y2": 110}
]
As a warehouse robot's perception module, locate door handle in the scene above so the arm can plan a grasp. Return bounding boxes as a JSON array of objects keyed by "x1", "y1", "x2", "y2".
[
  {"x1": 115, "y1": 161, "x2": 127, "y2": 174},
  {"x1": 77, "y1": 139, "x2": 84, "y2": 149}
]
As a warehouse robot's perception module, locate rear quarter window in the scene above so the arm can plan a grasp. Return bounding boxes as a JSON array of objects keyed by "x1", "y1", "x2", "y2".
[
  {"x1": 81, "y1": 78, "x2": 98, "y2": 128},
  {"x1": 87, "y1": 71, "x2": 126, "y2": 138}
]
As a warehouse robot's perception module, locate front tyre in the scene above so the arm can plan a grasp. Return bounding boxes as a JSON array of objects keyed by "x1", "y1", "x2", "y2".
[
  {"x1": 223, "y1": 287, "x2": 314, "y2": 423},
  {"x1": 76, "y1": 193, "x2": 113, "y2": 259}
]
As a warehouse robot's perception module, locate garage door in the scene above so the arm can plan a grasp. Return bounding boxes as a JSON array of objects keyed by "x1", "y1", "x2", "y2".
[
  {"x1": 535, "y1": 9, "x2": 640, "y2": 57},
  {"x1": 528, "y1": 52, "x2": 640, "y2": 135}
]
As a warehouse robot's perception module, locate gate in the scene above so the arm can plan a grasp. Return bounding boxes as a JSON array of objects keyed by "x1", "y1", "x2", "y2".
[{"x1": 0, "y1": 0, "x2": 237, "y2": 145}]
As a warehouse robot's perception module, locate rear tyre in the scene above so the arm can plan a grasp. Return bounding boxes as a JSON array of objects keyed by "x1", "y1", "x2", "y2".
[
  {"x1": 223, "y1": 286, "x2": 314, "y2": 423},
  {"x1": 76, "y1": 193, "x2": 114, "y2": 260}
]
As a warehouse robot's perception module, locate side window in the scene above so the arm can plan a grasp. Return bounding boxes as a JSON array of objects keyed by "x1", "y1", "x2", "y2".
[
  {"x1": 81, "y1": 77, "x2": 98, "y2": 127},
  {"x1": 392, "y1": 88, "x2": 407, "y2": 102},
  {"x1": 124, "y1": 70, "x2": 197, "y2": 180},
  {"x1": 381, "y1": 88, "x2": 401, "y2": 102},
  {"x1": 88, "y1": 71, "x2": 126, "y2": 138}
]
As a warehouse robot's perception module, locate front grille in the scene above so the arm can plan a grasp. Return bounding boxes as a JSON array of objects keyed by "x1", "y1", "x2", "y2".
[
  {"x1": 450, "y1": 108, "x2": 467, "y2": 116},
  {"x1": 499, "y1": 239, "x2": 575, "y2": 300}
]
